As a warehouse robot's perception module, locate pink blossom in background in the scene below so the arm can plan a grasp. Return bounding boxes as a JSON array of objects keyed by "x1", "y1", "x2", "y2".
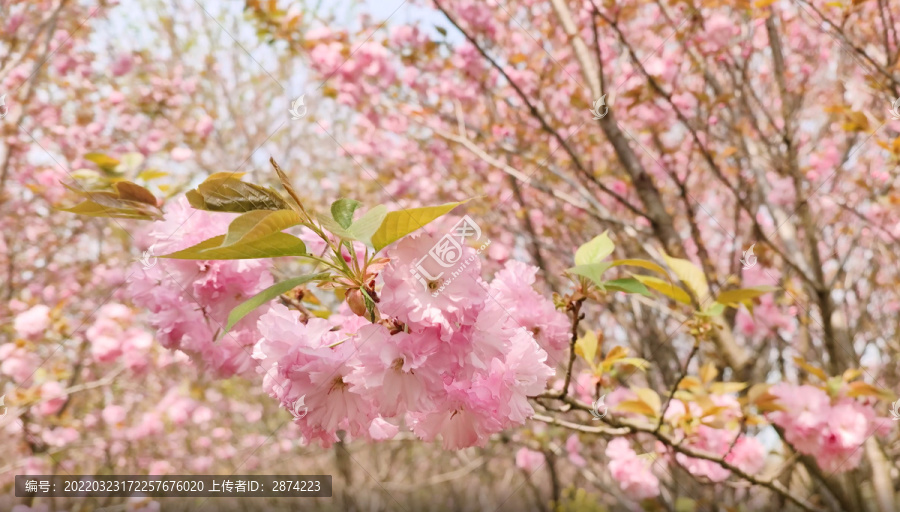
[
  {"x1": 606, "y1": 438, "x2": 660, "y2": 501},
  {"x1": 13, "y1": 304, "x2": 51, "y2": 339},
  {"x1": 170, "y1": 147, "x2": 193, "y2": 162},
  {"x1": 0, "y1": 342, "x2": 42, "y2": 383},
  {"x1": 35, "y1": 380, "x2": 67, "y2": 416},
  {"x1": 43, "y1": 426, "x2": 80, "y2": 448},
  {"x1": 110, "y1": 53, "x2": 135, "y2": 76},
  {"x1": 102, "y1": 405, "x2": 128, "y2": 427},
  {"x1": 565, "y1": 435, "x2": 586, "y2": 467},
  {"x1": 4, "y1": 0, "x2": 900, "y2": 508},
  {"x1": 768, "y1": 383, "x2": 893, "y2": 472},
  {"x1": 724, "y1": 436, "x2": 766, "y2": 475},
  {"x1": 515, "y1": 447, "x2": 544, "y2": 472}
]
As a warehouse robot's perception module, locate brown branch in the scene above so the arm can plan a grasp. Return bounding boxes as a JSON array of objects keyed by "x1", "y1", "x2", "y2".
[
  {"x1": 558, "y1": 298, "x2": 585, "y2": 400},
  {"x1": 655, "y1": 340, "x2": 700, "y2": 433},
  {"x1": 431, "y1": 0, "x2": 650, "y2": 221},
  {"x1": 550, "y1": 395, "x2": 820, "y2": 512}
]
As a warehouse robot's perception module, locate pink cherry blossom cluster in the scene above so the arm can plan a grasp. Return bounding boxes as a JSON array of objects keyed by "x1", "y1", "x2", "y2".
[
  {"x1": 129, "y1": 197, "x2": 275, "y2": 378},
  {"x1": 2, "y1": 306, "x2": 49, "y2": 384},
  {"x1": 662, "y1": 396, "x2": 766, "y2": 481},
  {"x1": 767, "y1": 383, "x2": 893, "y2": 472},
  {"x1": 600, "y1": 388, "x2": 767, "y2": 500},
  {"x1": 85, "y1": 304, "x2": 154, "y2": 372},
  {"x1": 605, "y1": 438, "x2": 660, "y2": 501},
  {"x1": 252, "y1": 232, "x2": 568, "y2": 449}
]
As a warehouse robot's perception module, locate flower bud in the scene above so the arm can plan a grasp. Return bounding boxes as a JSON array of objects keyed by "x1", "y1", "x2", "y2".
[{"x1": 347, "y1": 289, "x2": 368, "y2": 317}]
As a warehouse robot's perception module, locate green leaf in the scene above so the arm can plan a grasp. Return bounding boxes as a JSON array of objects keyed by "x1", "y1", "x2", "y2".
[
  {"x1": 603, "y1": 278, "x2": 651, "y2": 296},
  {"x1": 222, "y1": 209, "x2": 304, "y2": 246},
  {"x1": 574, "y1": 231, "x2": 614, "y2": 266},
  {"x1": 632, "y1": 275, "x2": 692, "y2": 304},
  {"x1": 715, "y1": 286, "x2": 778, "y2": 306},
  {"x1": 371, "y1": 199, "x2": 471, "y2": 251},
  {"x1": 162, "y1": 233, "x2": 307, "y2": 260},
  {"x1": 223, "y1": 272, "x2": 329, "y2": 333},
  {"x1": 348, "y1": 205, "x2": 388, "y2": 246},
  {"x1": 186, "y1": 175, "x2": 288, "y2": 213},
  {"x1": 330, "y1": 198, "x2": 362, "y2": 229},
  {"x1": 609, "y1": 258, "x2": 669, "y2": 276},
  {"x1": 319, "y1": 205, "x2": 389, "y2": 247},
  {"x1": 660, "y1": 251, "x2": 709, "y2": 302},
  {"x1": 568, "y1": 262, "x2": 613, "y2": 286},
  {"x1": 317, "y1": 214, "x2": 353, "y2": 239},
  {"x1": 702, "y1": 302, "x2": 726, "y2": 317}
]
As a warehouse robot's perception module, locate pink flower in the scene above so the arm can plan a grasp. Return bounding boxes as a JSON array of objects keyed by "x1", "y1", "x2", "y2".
[
  {"x1": 379, "y1": 233, "x2": 486, "y2": 339},
  {"x1": 606, "y1": 438, "x2": 660, "y2": 500},
  {"x1": 346, "y1": 325, "x2": 442, "y2": 416},
  {"x1": 768, "y1": 383, "x2": 830, "y2": 453},
  {"x1": 486, "y1": 328, "x2": 555, "y2": 424},
  {"x1": 170, "y1": 147, "x2": 193, "y2": 162},
  {"x1": 102, "y1": 405, "x2": 127, "y2": 427},
  {"x1": 515, "y1": 447, "x2": 544, "y2": 472},
  {"x1": 565, "y1": 434, "x2": 587, "y2": 467},
  {"x1": 0, "y1": 342, "x2": 41, "y2": 383},
  {"x1": 824, "y1": 402, "x2": 869, "y2": 450},
  {"x1": 42, "y1": 426, "x2": 79, "y2": 447},
  {"x1": 815, "y1": 399, "x2": 874, "y2": 472},
  {"x1": 410, "y1": 394, "x2": 501, "y2": 450},
  {"x1": 129, "y1": 197, "x2": 275, "y2": 377},
  {"x1": 672, "y1": 426, "x2": 733, "y2": 482},
  {"x1": 767, "y1": 383, "x2": 891, "y2": 472},
  {"x1": 725, "y1": 436, "x2": 766, "y2": 475},
  {"x1": 367, "y1": 417, "x2": 399, "y2": 441},
  {"x1": 251, "y1": 234, "x2": 556, "y2": 450},
  {"x1": 484, "y1": 261, "x2": 569, "y2": 363},
  {"x1": 13, "y1": 304, "x2": 51, "y2": 339},
  {"x1": 36, "y1": 381, "x2": 67, "y2": 416},
  {"x1": 148, "y1": 461, "x2": 174, "y2": 475},
  {"x1": 111, "y1": 53, "x2": 134, "y2": 76},
  {"x1": 255, "y1": 306, "x2": 375, "y2": 446}
]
